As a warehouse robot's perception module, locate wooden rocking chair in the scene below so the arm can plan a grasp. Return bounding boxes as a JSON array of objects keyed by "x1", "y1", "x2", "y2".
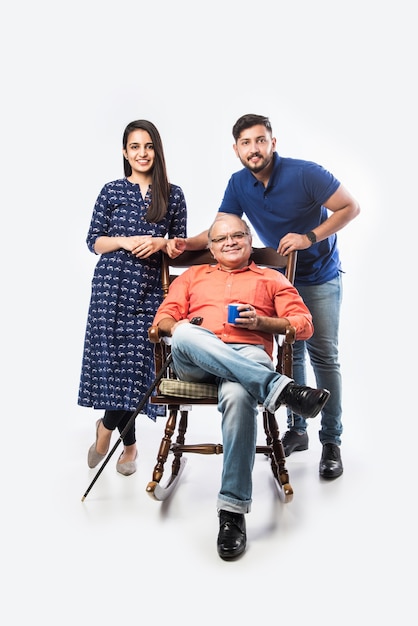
[{"x1": 146, "y1": 247, "x2": 297, "y2": 504}]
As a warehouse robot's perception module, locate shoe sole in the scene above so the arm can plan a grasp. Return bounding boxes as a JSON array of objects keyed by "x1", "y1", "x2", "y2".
[
  {"x1": 217, "y1": 543, "x2": 247, "y2": 560},
  {"x1": 319, "y1": 468, "x2": 343, "y2": 479}
]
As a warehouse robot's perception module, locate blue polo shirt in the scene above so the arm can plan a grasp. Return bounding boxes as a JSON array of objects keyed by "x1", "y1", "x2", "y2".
[{"x1": 218, "y1": 152, "x2": 342, "y2": 286}]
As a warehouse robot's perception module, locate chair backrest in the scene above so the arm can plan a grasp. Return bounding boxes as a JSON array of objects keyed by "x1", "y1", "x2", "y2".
[
  {"x1": 153, "y1": 247, "x2": 297, "y2": 378},
  {"x1": 160, "y1": 247, "x2": 297, "y2": 298}
]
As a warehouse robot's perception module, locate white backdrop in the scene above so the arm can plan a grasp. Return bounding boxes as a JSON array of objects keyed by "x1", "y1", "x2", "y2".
[
  {"x1": 3, "y1": 0, "x2": 413, "y2": 425},
  {"x1": 1, "y1": 0, "x2": 416, "y2": 622}
]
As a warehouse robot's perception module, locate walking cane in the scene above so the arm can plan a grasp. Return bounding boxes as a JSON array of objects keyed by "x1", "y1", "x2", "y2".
[{"x1": 81, "y1": 317, "x2": 203, "y2": 501}]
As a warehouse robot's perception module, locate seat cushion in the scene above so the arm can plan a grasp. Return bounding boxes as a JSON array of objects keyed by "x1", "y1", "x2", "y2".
[{"x1": 159, "y1": 378, "x2": 218, "y2": 399}]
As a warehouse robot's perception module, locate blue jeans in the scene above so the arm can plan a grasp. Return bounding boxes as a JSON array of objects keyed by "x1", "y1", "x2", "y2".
[
  {"x1": 171, "y1": 324, "x2": 293, "y2": 513},
  {"x1": 289, "y1": 274, "x2": 343, "y2": 446}
]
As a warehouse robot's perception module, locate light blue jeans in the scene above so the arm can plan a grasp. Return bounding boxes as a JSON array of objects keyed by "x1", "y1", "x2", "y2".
[
  {"x1": 289, "y1": 274, "x2": 343, "y2": 446},
  {"x1": 171, "y1": 324, "x2": 293, "y2": 513}
]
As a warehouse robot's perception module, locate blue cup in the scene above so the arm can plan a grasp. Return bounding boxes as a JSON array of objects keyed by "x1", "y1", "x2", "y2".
[{"x1": 227, "y1": 303, "x2": 241, "y2": 324}]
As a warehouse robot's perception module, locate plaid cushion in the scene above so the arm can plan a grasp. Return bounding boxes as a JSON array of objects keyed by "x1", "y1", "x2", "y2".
[{"x1": 159, "y1": 378, "x2": 218, "y2": 399}]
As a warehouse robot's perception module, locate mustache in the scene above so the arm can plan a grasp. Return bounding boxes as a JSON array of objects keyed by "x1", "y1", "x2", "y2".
[{"x1": 248, "y1": 152, "x2": 262, "y2": 159}]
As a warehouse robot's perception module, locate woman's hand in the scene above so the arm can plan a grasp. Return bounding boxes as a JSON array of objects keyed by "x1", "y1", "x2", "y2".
[{"x1": 124, "y1": 235, "x2": 167, "y2": 258}]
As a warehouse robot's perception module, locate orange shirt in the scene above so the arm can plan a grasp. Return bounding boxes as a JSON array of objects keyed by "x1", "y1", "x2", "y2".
[{"x1": 153, "y1": 261, "x2": 313, "y2": 359}]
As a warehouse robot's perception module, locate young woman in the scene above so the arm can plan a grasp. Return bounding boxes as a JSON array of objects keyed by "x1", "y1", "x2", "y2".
[{"x1": 78, "y1": 120, "x2": 187, "y2": 476}]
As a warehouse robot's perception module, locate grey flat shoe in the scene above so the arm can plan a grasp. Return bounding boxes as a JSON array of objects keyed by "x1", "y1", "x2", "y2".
[
  {"x1": 87, "y1": 419, "x2": 107, "y2": 468},
  {"x1": 116, "y1": 451, "x2": 138, "y2": 476}
]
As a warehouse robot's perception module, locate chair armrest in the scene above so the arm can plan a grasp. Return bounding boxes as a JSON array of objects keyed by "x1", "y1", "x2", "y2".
[
  {"x1": 276, "y1": 326, "x2": 296, "y2": 378},
  {"x1": 148, "y1": 326, "x2": 162, "y2": 343},
  {"x1": 285, "y1": 326, "x2": 296, "y2": 344}
]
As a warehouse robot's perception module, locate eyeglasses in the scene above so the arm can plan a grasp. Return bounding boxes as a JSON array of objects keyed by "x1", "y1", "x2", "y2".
[{"x1": 210, "y1": 231, "x2": 250, "y2": 245}]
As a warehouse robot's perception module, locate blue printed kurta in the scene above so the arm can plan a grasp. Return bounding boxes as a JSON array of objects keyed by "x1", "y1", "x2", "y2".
[{"x1": 78, "y1": 178, "x2": 187, "y2": 420}]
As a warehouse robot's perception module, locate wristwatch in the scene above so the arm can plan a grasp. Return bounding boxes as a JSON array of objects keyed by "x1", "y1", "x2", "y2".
[{"x1": 305, "y1": 231, "x2": 317, "y2": 245}]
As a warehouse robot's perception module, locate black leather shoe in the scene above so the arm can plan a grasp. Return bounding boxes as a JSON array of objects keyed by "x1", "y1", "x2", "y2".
[
  {"x1": 319, "y1": 443, "x2": 343, "y2": 479},
  {"x1": 277, "y1": 383, "x2": 330, "y2": 419},
  {"x1": 282, "y1": 430, "x2": 309, "y2": 457},
  {"x1": 217, "y1": 510, "x2": 246, "y2": 560}
]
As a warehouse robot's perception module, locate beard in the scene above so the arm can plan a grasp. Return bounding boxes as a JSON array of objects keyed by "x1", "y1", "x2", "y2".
[{"x1": 238, "y1": 151, "x2": 274, "y2": 174}]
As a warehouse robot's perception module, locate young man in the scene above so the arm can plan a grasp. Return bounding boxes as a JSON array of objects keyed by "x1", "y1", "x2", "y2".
[
  {"x1": 168, "y1": 114, "x2": 360, "y2": 480},
  {"x1": 154, "y1": 214, "x2": 330, "y2": 560}
]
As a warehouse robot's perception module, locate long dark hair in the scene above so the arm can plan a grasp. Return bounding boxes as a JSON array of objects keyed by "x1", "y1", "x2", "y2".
[{"x1": 123, "y1": 119, "x2": 170, "y2": 223}]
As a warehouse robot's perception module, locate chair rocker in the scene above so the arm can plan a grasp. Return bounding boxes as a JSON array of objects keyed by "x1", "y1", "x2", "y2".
[{"x1": 146, "y1": 247, "x2": 297, "y2": 504}]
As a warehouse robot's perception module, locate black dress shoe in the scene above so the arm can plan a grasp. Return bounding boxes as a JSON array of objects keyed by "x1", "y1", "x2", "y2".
[
  {"x1": 282, "y1": 430, "x2": 309, "y2": 457},
  {"x1": 319, "y1": 443, "x2": 343, "y2": 479},
  {"x1": 217, "y1": 510, "x2": 246, "y2": 560},
  {"x1": 277, "y1": 383, "x2": 330, "y2": 419}
]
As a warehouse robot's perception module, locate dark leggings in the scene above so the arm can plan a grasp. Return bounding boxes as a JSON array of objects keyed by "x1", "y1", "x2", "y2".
[{"x1": 102, "y1": 410, "x2": 136, "y2": 446}]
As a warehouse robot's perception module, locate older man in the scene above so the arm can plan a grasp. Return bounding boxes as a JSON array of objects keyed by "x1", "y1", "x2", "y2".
[{"x1": 153, "y1": 214, "x2": 330, "y2": 559}]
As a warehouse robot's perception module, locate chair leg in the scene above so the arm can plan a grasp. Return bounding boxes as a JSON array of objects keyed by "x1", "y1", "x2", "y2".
[
  {"x1": 171, "y1": 410, "x2": 188, "y2": 476},
  {"x1": 146, "y1": 407, "x2": 188, "y2": 500},
  {"x1": 147, "y1": 406, "x2": 293, "y2": 502},
  {"x1": 263, "y1": 410, "x2": 293, "y2": 503}
]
